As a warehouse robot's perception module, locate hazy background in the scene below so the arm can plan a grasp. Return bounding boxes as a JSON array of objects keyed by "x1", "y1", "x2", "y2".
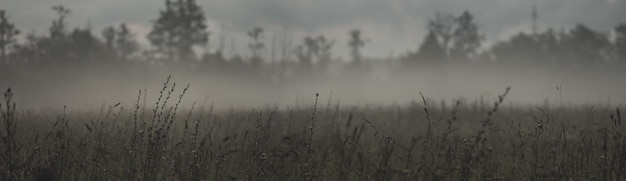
[
  {"x1": 0, "y1": 0, "x2": 625, "y2": 110},
  {"x1": 3, "y1": 0, "x2": 625, "y2": 58}
]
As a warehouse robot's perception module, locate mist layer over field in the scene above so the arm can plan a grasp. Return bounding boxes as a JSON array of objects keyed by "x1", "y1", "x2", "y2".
[{"x1": 2, "y1": 62, "x2": 623, "y2": 111}]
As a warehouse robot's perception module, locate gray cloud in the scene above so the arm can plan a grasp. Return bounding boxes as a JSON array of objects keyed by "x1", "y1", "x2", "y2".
[{"x1": 2, "y1": 0, "x2": 625, "y2": 58}]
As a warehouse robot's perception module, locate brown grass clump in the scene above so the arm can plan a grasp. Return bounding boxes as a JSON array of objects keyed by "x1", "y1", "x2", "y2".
[{"x1": 1, "y1": 79, "x2": 625, "y2": 180}]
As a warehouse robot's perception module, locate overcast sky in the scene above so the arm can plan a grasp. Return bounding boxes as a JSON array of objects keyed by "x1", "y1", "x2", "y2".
[{"x1": 2, "y1": 0, "x2": 625, "y2": 59}]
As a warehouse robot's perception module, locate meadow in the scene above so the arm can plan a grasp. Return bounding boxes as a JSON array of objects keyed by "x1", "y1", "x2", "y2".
[{"x1": 0, "y1": 75, "x2": 624, "y2": 181}]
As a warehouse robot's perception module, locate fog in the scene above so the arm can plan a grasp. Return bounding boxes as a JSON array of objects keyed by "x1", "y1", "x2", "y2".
[
  {"x1": 2, "y1": 63, "x2": 624, "y2": 111},
  {"x1": 1, "y1": 1, "x2": 625, "y2": 111}
]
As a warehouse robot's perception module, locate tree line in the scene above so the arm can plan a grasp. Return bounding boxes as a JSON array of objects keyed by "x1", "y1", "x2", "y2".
[{"x1": 1, "y1": 0, "x2": 625, "y2": 72}]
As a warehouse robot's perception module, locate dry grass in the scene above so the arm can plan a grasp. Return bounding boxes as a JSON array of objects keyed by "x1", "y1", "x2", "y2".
[{"x1": 1, "y1": 78, "x2": 625, "y2": 180}]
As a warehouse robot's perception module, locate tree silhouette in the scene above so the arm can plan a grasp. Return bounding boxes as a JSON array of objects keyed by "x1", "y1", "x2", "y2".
[
  {"x1": 489, "y1": 24, "x2": 612, "y2": 69},
  {"x1": 415, "y1": 30, "x2": 445, "y2": 65},
  {"x1": 102, "y1": 26, "x2": 116, "y2": 56},
  {"x1": 348, "y1": 29, "x2": 366, "y2": 66},
  {"x1": 295, "y1": 36, "x2": 317, "y2": 67},
  {"x1": 103, "y1": 23, "x2": 139, "y2": 61},
  {"x1": 43, "y1": 5, "x2": 72, "y2": 64},
  {"x1": 0, "y1": 10, "x2": 20, "y2": 64},
  {"x1": 248, "y1": 27, "x2": 264, "y2": 66},
  {"x1": 50, "y1": 6, "x2": 70, "y2": 41},
  {"x1": 411, "y1": 11, "x2": 481, "y2": 66},
  {"x1": 533, "y1": 28, "x2": 562, "y2": 65},
  {"x1": 116, "y1": 23, "x2": 139, "y2": 61},
  {"x1": 490, "y1": 30, "x2": 563, "y2": 66},
  {"x1": 10, "y1": 6, "x2": 111, "y2": 65},
  {"x1": 562, "y1": 24, "x2": 610, "y2": 66},
  {"x1": 294, "y1": 42, "x2": 312, "y2": 68},
  {"x1": 68, "y1": 28, "x2": 105, "y2": 62},
  {"x1": 294, "y1": 35, "x2": 334, "y2": 69},
  {"x1": 12, "y1": 33, "x2": 41, "y2": 64},
  {"x1": 316, "y1": 36, "x2": 334, "y2": 68},
  {"x1": 451, "y1": 11, "x2": 482, "y2": 61},
  {"x1": 10, "y1": 5, "x2": 121, "y2": 65},
  {"x1": 428, "y1": 13, "x2": 456, "y2": 59},
  {"x1": 148, "y1": 0, "x2": 209, "y2": 62},
  {"x1": 490, "y1": 32, "x2": 540, "y2": 65}
]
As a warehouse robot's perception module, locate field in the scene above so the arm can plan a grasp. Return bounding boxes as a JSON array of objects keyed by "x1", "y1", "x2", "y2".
[
  {"x1": 0, "y1": 75, "x2": 625, "y2": 181},
  {"x1": 1, "y1": 0, "x2": 625, "y2": 180}
]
